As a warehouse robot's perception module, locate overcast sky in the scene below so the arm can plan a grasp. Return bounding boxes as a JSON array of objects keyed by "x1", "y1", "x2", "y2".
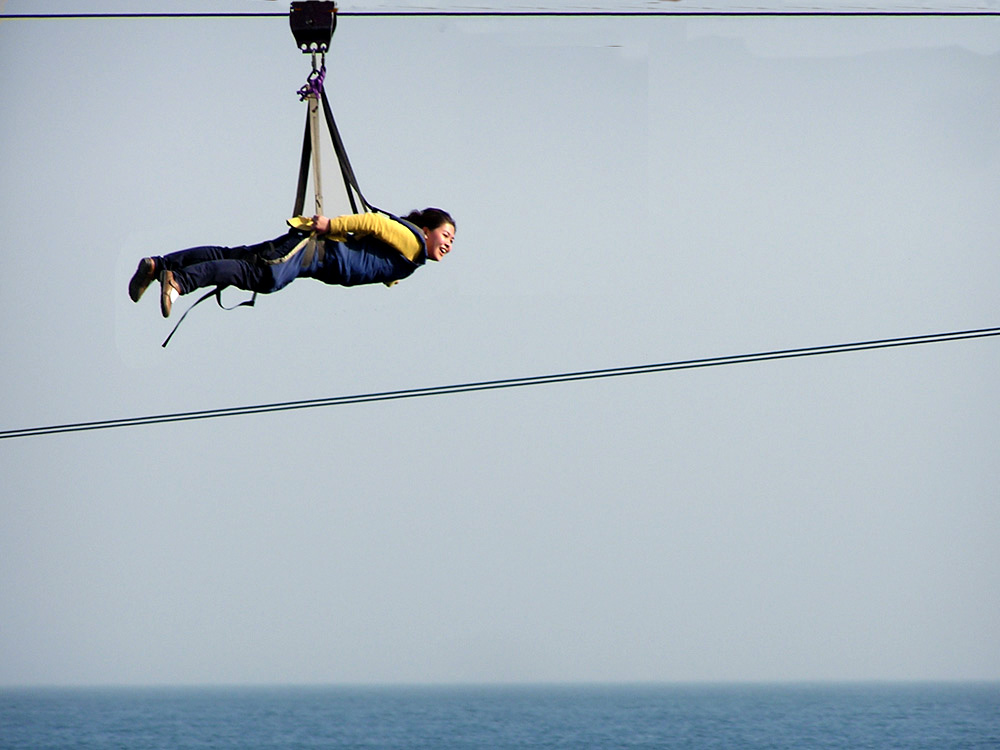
[{"x1": 1, "y1": 0, "x2": 998, "y2": 686}]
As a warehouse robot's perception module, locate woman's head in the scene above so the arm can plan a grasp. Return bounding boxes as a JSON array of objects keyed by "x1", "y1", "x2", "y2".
[
  {"x1": 405, "y1": 207, "x2": 455, "y2": 262},
  {"x1": 404, "y1": 207, "x2": 455, "y2": 232}
]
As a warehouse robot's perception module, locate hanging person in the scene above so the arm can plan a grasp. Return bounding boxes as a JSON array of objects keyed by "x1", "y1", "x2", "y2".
[{"x1": 127, "y1": 209, "x2": 455, "y2": 317}]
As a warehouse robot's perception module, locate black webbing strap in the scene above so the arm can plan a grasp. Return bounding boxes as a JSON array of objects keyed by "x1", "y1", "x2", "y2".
[
  {"x1": 292, "y1": 85, "x2": 386, "y2": 218},
  {"x1": 292, "y1": 113, "x2": 314, "y2": 217},
  {"x1": 161, "y1": 287, "x2": 257, "y2": 348},
  {"x1": 319, "y1": 87, "x2": 368, "y2": 213},
  {"x1": 328, "y1": 90, "x2": 389, "y2": 216},
  {"x1": 294, "y1": 92, "x2": 361, "y2": 216}
]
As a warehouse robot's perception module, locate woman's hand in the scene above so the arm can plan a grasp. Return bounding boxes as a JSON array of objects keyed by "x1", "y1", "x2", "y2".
[{"x1": 311, "y1": 215, "x2": 330, "y2": 234}]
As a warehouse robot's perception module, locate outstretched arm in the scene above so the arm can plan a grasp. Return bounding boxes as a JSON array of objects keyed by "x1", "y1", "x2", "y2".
[{"x1": 292, "y1": 213, "x2": 423, "y2": 262}]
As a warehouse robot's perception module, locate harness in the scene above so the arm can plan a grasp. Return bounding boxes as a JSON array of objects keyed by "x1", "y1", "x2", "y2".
[{"x1": 163, "y1": 1, "x2": 381, "y2": 347}]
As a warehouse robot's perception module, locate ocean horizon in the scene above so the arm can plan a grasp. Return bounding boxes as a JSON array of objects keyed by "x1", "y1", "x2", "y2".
[{"x1": 2, "y1": 681, "x2": 997, "y2": 748}]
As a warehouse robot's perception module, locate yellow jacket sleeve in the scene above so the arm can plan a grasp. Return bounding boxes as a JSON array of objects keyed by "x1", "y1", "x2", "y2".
[{"x1": 288, "y1": 213, "x2": 423, "y2": 262}]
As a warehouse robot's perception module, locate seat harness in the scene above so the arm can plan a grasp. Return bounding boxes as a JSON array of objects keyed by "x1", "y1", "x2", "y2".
[{"x1": 163, "y1": 1, "x2": 379, "y2": 347}]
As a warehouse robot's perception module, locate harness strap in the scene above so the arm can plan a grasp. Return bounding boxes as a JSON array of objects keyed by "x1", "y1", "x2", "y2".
[
  {"x1": 263, "y1": 233, "x2": 315, "y2": 266},
  {"x1": 320, "y1": 87, "x2": 385, "y2": 215},
  {"x1": 292, "y1": 114, "x2": 312, "y2": 217},
  {"x1": 164, "y1": 231, "x2": 323, "y2": 347},
  {"x1": 292, "y1": 81, "x2": 386, "y2": 218},
  {"x1": 301, "y1": 235, "x2": 324, "y2": 266},
  {"x1": 162, "y1": 62, "x2": 376, "y2": 348},
  {"x1": 161, "y1": 287, "x2": 257, "y2": 348},
  {"x1": 308, "y1": 93, "x2": 324, "y2": 216}
]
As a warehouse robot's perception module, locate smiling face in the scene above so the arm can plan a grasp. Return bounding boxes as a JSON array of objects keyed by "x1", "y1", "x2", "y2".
[{"x1": 423, "y1": 222, "x2": 455, "y2": 262}]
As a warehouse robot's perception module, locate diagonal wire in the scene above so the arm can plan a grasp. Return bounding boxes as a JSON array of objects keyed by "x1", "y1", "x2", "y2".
[{"x1": 2, "y1": 326, "x2": 998, "y2": 440}]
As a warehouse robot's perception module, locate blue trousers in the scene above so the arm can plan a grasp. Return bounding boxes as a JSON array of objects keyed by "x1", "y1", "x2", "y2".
[{"x1": 156, "y1": 234, "x2": 303, "y2": 295}]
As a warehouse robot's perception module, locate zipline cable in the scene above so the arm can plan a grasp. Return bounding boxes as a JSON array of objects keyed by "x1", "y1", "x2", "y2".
[
  {"x1": 2, "y1": 325, "x2": 998, "y2": 440},
  {"x1": 4, "y1": 10, "x2": 999, "y2": 18}
]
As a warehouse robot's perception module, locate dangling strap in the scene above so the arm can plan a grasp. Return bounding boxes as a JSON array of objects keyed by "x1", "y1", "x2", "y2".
[
  {"x1": 161, "y1": 231, "x2": 320, "y2": 348},
  {"x1": 161, "y1": 288, "x2": 257, "y2": 348}
]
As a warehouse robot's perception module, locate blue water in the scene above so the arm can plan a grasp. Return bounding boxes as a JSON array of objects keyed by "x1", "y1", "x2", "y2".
[{"x1": 2, "y1": 683, "x2": 998, "y2": 749}]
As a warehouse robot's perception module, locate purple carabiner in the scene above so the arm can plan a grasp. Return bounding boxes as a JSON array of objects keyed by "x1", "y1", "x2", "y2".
[{"x1": 297, "y1": 65, "x2": 326, "y2": 101}]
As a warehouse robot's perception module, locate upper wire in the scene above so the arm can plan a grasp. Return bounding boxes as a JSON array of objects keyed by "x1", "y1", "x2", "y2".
[{"x1": 3, "y1": 10, "x2": 999, "y2": 18}]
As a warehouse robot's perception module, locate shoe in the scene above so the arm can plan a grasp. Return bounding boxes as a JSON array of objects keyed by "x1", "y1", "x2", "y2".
[
  {"x1": 128, "y1": 257, "x2": 157, "y2": 302},
  {"x1": 160, "y1": 270, "x2": 181, "y2": 318}
]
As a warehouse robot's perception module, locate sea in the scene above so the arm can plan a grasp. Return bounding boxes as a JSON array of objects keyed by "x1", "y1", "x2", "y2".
[{"x1": 1, "y1": 683, "x2": 997, "y2": 749}]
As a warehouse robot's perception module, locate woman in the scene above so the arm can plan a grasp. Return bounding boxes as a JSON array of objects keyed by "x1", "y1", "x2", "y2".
[{"x1": 128, "y1": 208, "x2": 456, "y2": 317}]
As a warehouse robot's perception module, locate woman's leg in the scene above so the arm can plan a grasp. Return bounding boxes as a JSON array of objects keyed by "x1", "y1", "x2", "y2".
[
  {"x1": 165, "y1": 254, "x2": 267, "y2": 294},
  {"x1": 155, "y1": 238, "x2": 281, "y2": 294}
]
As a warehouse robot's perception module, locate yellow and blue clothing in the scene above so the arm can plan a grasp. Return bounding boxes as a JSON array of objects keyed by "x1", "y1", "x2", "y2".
[{"x1": 159, "y1": 213, "x2": 427, "y2": 296}]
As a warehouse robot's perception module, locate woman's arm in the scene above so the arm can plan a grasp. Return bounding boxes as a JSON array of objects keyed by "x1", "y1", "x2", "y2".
[
  {"x1": 320, "y1": 213, "x2": 423, "y2": 262},
  {"x1": 289, "y1": 212, "x2": 423, "y2": 261}
]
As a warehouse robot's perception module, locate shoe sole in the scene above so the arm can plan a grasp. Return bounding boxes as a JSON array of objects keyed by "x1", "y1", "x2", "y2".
[
  {"x1": 160, "y1": 271, "x2": 179, "y2": 318},
  {"x1": 128, "y1": 258, "x2": 156, "y2": 303}
]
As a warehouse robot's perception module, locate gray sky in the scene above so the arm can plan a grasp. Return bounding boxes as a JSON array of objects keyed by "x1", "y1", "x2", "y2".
[{"x1": 1, "y1": 0, "x2": 998, "y2": 686}]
